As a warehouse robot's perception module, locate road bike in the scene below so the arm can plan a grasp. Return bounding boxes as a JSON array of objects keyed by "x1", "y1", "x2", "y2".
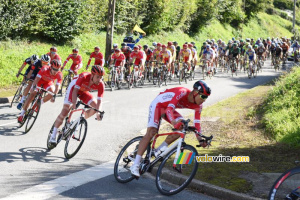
[
  {"x1": 11, "y1": 73, "x2": 28, "y2": 108},
  {"x1": 47, "y1": 101, "x2": 104, "y2": 159},
  {"x1": 178, "y1": 62, "x2": 190, "y2": 84},
  {"x1": 268, "y1": 161, "x2": 300, "y2": 200},
  {"x1": 114, "y1": 119, "x2": 213, "y2": 196},
  {"x1": 18, "y1": 86, "x2": 54, "y2": 133},
  {"x1": 59, "y1": 69, "x2": 75, "y2": 96},
  {"x1": 229, "y1": 57, "x2": 238, "y2": 77},
  {"x1": 108, "y1": 65, "x2": 124, "y2": 91},
  {"x1": 247, "y1": 60, "x2": 257, "y2": 79}
]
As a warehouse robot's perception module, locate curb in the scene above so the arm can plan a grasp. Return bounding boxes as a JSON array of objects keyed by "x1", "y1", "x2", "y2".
[
  {"x1": 151, "y1": 167, "x2": 262, "y2": 200},
  {"x1": 0, "y1": 96, "x2": 13, "y2": 104}
]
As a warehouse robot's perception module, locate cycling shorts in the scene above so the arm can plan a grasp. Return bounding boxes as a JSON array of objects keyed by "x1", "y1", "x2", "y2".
[{"x1": 64, "y1": 79, "x2": 94, "y2": 106}]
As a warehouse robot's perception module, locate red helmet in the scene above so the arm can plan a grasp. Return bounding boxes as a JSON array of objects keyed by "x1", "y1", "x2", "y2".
[
  {"x1": 188, "y1": 43, "x2": 193, "y2": 47},
  {"x1": 51, "y1": 59, "x2": 61, "y2": 69},
  {"x1": 183, "y1": 44, "x2": 188, "y2": 48},
  {"x1": 50, "y1": 47, "x2": 57, "y2": 52},
  {"x1": 167, "y1": 42, "x2": 173, "y2": 46},
  {"x1": 133, "y1": 46, "x2": 139, "y2": 50},
  {"x1": 157, "y1": 43, "x2": 162, "y2": 47},
  {"x1": 137, "y1": 45, "x2": 142, "y2": 50},
  {"x1": 115, "y1": 48, "x2": 120, "y2": 52},
  {"x1": 72, "y1": 48, "x2": 79, "y2": 53},
  {"x1": 94, "y1": 46, "x2": 100, "y2": 50},
  {"x1": 91, "y1": 65, "x2": 105, "y2": 76},
  {"x1": 162, "y1": 44, "x2": 167, "y2": 48}
]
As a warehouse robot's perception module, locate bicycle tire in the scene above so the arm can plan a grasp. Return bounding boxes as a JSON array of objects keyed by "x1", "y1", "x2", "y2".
[
  {"x1": 64, "y1": 118, "x2": 88, "y2": 159},
  {"x1": 155, "y1": 144, "x2": 198, "y2": 196},
  {"x1": 60, "y1": 75, "x2": 70, "y2": 96},
  {"x1": 24, "y1": 100, "x2": 41, "y2": 133},
  {"x1": 11, "y1": 84, "x2": 23, "y2": 107},
  {"x1": 47, "y1": 123, "x2": 57, "y2": 150},
  {"x1": 114, "y1": 136, "x2": 143, "y2": 183},
  {"x1": 268, "y1": 166, "x2": 300, "y2": 200}
]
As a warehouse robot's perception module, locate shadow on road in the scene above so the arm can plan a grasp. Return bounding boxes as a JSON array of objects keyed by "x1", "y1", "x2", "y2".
[
  {"x1": 0, "y1": 104, "x2": 11, "y2": 110},
  {"x1": 0, "y1": 147, "x2": 68, "y2": 163},
  {"x1": 0, "y1": 126, "x2": 24, "y2": 136},
  {"x1": 0, "y1": 112, "x2": 19, "y2": 121}
]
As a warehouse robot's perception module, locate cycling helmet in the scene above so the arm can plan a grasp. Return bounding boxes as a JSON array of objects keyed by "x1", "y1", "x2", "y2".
[
  {"x1": 50, "y1": 47, "x2": 57, "y2": 52},
  {"x1": 41, "y1": 54, "x2": 50, "y2": 63},
  {"x1": 91, "y1": 65, "x2": 105, "y2": 76},
  {"x1": 72, "y1": 48, "x2": 79, "y2": 53},
  {"x1": 30, "y1": 54, "x2": 39, "y2": 63},
  {"x1": 254, "y1": 45, "x2": 258, "y2": 48},
  {"x1": 167, "y1": 41, "x2": 173, "y2": 46},
  {"x1": 232, "y1": 37, "x2": 235, "y2": 41},
  {"x1": 115, "y1": 48, "x2": 120, "y2": 52},
  {"x1": 193, "y1": 80, "x2": 211, "y2": 96},
  {"x1": 157, "y1": 43, "x2": 162, "y2": 47},
  {"x1": 137, "y1": 45, "x2": 142, "y2": 50},
  {"x1": 121, "y1": 43, "x2": 127, "y2": 47},
  {"x1": 228, "y1": 40, "x2": 232, "y2": 44},
  {"x1": 162, "y1": 44, "x2": 167, "y2": 48},
  {"x1": 203, "y1": 42, "x2": 207, "y2": 45},
  {"x1": 240, "y1": 39, "x2": 244, "y2": 43},
  {"x1": 133, "y1": 46, "x2": 139, "y2": 50},
  {"x1": 221, "y1": 41, "x2": 226, "y2": 45},
  {"x1": 246, "y1": 38, "x2": 250, "y2": 42},
  {"x1": 51, "y1": 59, "x2": 61, "y2": 69},
  {"x1": 206, "y1": 44, "x2": 211, "y2": 48},
  {"x1": 247, "y1": 45, "x2": 252, "y2": 49},
  {"x1": 113, "y1": 44, "x2": 118, "y2": 48},
  {"x1": 94, "y1": 46, "x2": 100, "y2": 50},
  {"x1": 211, "y1": 39, "x2": 215, "y2": 43},
  {"x1": 152, "y1": 42, "x2": 157, "y2": 46},
  {"x1": 143, "y1": 44, "x2": 149, "y2": 49},
  {"x1": 191, "y1": 41, "x2": 195, "y2": 45},
  {"x1": 188, "y1": 43, "x2": 193, "y2": 47},
  {"x1": 233, "y1": 43, "x2": 237, "y2": 47},
  {"x1": 174, "y1": 41, "x2": 178, "y2": 45},
  {"x1": 183, "y1": 44, "x2": 188, "y2": 48},
  {"x1": 206, "y1": 39, "x2": 210, "y2": 42}
]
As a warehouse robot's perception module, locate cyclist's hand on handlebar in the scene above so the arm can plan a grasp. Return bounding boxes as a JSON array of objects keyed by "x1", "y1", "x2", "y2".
[
  {"x1": 95, "y1": 112, "x2": 102, "y2": 121},
  {"x1": 71, "y1": 103, "x2": 76, "y2": 110}
]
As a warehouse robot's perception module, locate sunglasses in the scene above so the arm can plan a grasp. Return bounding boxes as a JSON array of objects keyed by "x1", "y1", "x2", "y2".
[
  {"x1": 199, "y1": 94, "x2": 208, "y2": 100},
  {"x1": 51, "y1": 67, "x2": 59, "y2": 71}
]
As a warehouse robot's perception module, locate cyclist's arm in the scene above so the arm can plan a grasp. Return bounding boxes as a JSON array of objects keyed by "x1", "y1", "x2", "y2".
[
  {"x1": 54, "y1": 72, "x2": 63, "y2": 95},
  {"x1": 97, "y1": 81, "x2": 105, "y2": 111},
  {"x1": 26, "y1": 69, "x2": 33, "y2": 80},
  {"x1": 87, "y1": 53, "x2": 94, "y2": 68},
  {"x1": 17, "y1": 63, "x2": 27, "y2": 76},
  {"x1": 194, "y1": 106, "x2": 203, "y2": 140},
  {"x1": 62, "y1": 55, "x2": 71, "y2": 69}
]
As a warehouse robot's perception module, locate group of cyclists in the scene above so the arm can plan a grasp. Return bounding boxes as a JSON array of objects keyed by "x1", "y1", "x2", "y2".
[{"x1": 14, "y1": 35, "x2": 299, "y2": 158}]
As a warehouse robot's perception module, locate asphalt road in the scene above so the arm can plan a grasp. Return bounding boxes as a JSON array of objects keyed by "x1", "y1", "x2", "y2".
[{"x1": 0, "y1": 60, "x2": 290, "y2": 199}]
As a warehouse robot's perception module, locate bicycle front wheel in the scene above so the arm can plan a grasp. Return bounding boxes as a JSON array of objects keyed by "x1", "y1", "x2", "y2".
[
  {"x1": 155, "y1": 144, "x2": 198, "y2": 196},
  {"x1": 114, "y1": 136, "x2": 143, "y2": 183},
  {"x1": 268, "y1": 166, "x2": 300, "y2": 200},
  {"x1": 64, "y1": 118, "x2": 87, "y2": 159},
  {"x1": 25, "y1": 100, "x2": 41, "y2": 133},
  {"x1": 11, "y1": 85, "x2": 23, "y2": 107}
]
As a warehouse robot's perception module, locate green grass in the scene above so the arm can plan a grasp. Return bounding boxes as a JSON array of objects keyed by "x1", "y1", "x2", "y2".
[{"x1": 0, "y1": 12, "x2": 299, "y2": 89}]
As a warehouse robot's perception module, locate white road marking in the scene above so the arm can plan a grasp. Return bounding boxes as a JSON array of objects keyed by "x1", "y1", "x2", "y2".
[
  {"x1": 3, "y1": 161, "x2": 114, "y2": 200},
  {"x1": 0, "y1": 121, "x2": 17, "y2": 127}
]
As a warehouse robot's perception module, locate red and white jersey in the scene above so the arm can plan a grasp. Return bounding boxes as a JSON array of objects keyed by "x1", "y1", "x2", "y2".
[
  {"x1": 63, "y1": 54, "x2": 83, "y2": 67},
  {"x1": 111, "y1": 53, "x2": 126, "y2": 66},
  {"x1": 74, "y1": 72, "x2": 105, "y2": 100},
  {"x1": 130, "y1": 51, "x2": 144, "y2": 60},
  {"x1": 46, "y1": 52, "x2": 61, "y2": 62},
  {"x1": 36, "y1": 66, "x2": 63, "y2": 85},
  {"x1": 87, "y1": 52, "x2": 104, "y2": 66},
  {"x1": 156, "y1": 87, "x2": 202, "y2": 132}
]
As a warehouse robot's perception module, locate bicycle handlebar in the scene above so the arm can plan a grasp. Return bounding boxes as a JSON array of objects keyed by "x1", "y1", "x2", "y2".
[
  {"x1": 35, "y1": 86, "x2": 55, "y2": 96},
  {"x1": 75, "y1": 101, "x2": 105, "y2": 115}
]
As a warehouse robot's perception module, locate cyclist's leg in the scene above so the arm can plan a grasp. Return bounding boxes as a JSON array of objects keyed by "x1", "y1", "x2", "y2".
[
  {"x1": 162, "y1": 110, "x2": 183, "y2": 144},
  {"x1": 42, "y1": 84, "x2": 54, "y2": 104}
]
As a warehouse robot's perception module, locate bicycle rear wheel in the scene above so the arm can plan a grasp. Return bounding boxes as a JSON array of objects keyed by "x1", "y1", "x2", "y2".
[
  {"x1": 114, "y1": 136, "x2": 143, "y2": 183},
  {"x1": 155, "y1": 144, "x2": 198, "y2": 196},
  {"x1": 11, "y1": 85, "x2": 23, "y2": 107},
  {"x1": 60, "y1": 75, "x2": 70, "y2": 96},
  {"x1": 268, "y1": 166, "x2": 300, "y2": 200},
  {"x1": 64, "y1": 118, "x2": 87, "y2": 159},
  {"x1": 24, "y1": 100, "x2": 41, "y2": 133}
]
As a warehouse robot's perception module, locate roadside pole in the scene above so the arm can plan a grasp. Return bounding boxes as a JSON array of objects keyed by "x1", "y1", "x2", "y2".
[{"x1": 105, "y1": 0, "x2": 116, "y2": 62}]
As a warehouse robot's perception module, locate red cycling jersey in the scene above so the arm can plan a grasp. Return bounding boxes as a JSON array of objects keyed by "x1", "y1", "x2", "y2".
[
  {"x1": 87, "y1": 52, "x2": 104, "y2": 66},
  {"x1": 148, "y1": 87, "x2": 202, "y2": 133},
  {"x1": 36, "y1": 66, "x2": 63, "y2": 89},
  {"x1": 145, "y1": 49, "x2": 153, "y2": 61},
  {"x1": 63, "y1": 54, "x2": 83, "y2": 74},
  {"x1": 46, "y1": 52, "x2": 61, "y2": 61},
  {"x1": 121, "y1": 47, "x2": 132, "y2": 61},
  {"x1": 111, "y1": 53, "x2": 126, "y2": 67},
  {"x1": 130, "y1": 51, "x2": 144, "y2": 65}
]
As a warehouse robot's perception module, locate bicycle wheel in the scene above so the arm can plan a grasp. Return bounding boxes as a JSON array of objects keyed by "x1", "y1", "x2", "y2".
[
  {"x1": 114, "y1": 136, "x2": 143, "y2": 183},
  {"x1": 155, "y1": 144, "x2": 199, "y2": 196},
  {"x1": 64, "y1": 118, "x2": 87, "y2": 159},
  {"x1": 24, "y1": 100, "x2": 41, "y2": 133},
  {"x1": 268, "y1": 166, "x2": 300, "y2": 200},
  {"x1": 11, "y1": 85, "x2": 23, "y2": 107},
  {"x1": 47, "y1": 123, "x2": 56, "y2": 150},
  {"x1": 60, "y1": 75, "x2": 70, "y2": 96}
]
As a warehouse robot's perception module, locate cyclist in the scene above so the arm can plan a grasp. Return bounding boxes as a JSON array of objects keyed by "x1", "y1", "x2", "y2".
[
  {"x1": 109, "y1": 48, "x2": 126, "y2": 83},
  {"x1": 275, "y1": 44, "x2": 283, "y2": 60},
  {"x1": 17, "y1": 60, "x2": 62, "y2": 123},
  {"x1": 49, "y1": 65, "x2": 105, "y2": 145},
  {"x1": 291, "y1": 41, "x2": 300, "y2": 62},
  {"x1": 178, "y1": 44, "x2": 192, "y2": 71},
  {"x1": 130, "y1": 80, "x2": 211, "y2": 177},
  {"x1": 153, "y1": 43, "x2": 162, "y2": 62},
  {"x1": 128, "y1": 46, "x2": 145, "y2": 78},
  {"x1": 47, "y1": 47, "x2": 61, "y2": 61},
  {"x1": 159, "y1": 44, "x2": 172, "y2": 76},
  {"x1": 281, "y1": 42, "x2": 289, "y2": 61},
  {"x1": 191, "y1": 41, "x2": 197, "y2": 50},
  {"x1": 173, "y1": 41, "x2": 181, "y2": 61},
  {"x1": 188, "y1": 43, "x2": 198, "y2": 72},
  {"x1": 228, "y1": 43, "x2": 240, "y2": 71},
  {"x1": 202, "y1": 44, "x2": 215, "y2": 73},
  {"x1": 167, "y1": 42, "x2": 176, "y2": 78},
  {"x1": 257, "y1": 44, "x2": 266, "y2": 62},
  {"x1": 62, "y1": 48, "x2": 83, "y2": 75},
  {"x1": 16, "y1": 55, "x2": 50, "y2": 110},
  {"x1": 199, "y1": 42, "x2": 207, "y2": 57},
  {"x1": 144, "y1": 45, "x2": 153, "y2": 76},
  {"x1": 245, "y1": 45, "x2": 256, "y2": 75},
  {"x1": 86, "y1": 46, "x2": 104, "y2": 70}
]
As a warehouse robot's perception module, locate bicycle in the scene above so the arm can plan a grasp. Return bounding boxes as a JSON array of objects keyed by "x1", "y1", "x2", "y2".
[
  {"x1": 229, "y1": 57, "x2": 238, "y2": 77},
  {"x1": 268, "y1": 161, "x2": 300, "y2": 200},
  {"x1": 152, "y1": 61, "x2": 162, "y2": 87},
  {"x1": 274, "y1": 57, "x2": 280, "y2": 72},
  {"x1": 47, "y1": 101, "x2": 104, "y2": 159},
  {"x1": 59, "y1": 69, "x2": 74, "y2": 96},
  {"x1": 178, "y1": 62, "x2": 190, "y2": 84},
  {"x1": 18, "y1": 86, "x2": 54, "y2": 133},
  {"x1": 130, "y1": 64, "x2": 144, "y2": 88},
  {"x1": 11, "y1": 73, "x2": 28, "y2": 108},
  {"x1": 247, "y1": 60, "x2": 257, "y2": 79},
  {"x1": 114, "y1": 119, "x2": 213, "y2": 196},
  {"x1": 257, "y1": 56, "x2": 264, "y2": 73},
  {"x1": 144, "y1": 61, "x2": 153, "y2": 82}
]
